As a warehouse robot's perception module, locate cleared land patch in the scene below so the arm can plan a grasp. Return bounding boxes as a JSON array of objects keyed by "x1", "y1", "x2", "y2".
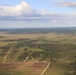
[{"x1": 0, "y1": 61, "x2": 49, "y2": 75}]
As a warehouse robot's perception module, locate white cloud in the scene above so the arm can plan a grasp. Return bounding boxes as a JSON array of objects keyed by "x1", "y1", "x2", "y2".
[
  {"x1": 52, "y1": 20, "x2": 60, "y2": 23},
  {"x1": 56, "y1": 1, "x2": 76, "y2": 7},
  {"x1": 0, "y1": 1, "x2": 76, "y2": 23},
  {"x1": 0, "y1": 1, "x2": 36, "y2": 16}
]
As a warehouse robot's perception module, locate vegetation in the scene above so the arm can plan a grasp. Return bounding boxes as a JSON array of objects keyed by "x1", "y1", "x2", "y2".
[{"x1": 0, "y1": 28, "x2": 76, "y2": 75}]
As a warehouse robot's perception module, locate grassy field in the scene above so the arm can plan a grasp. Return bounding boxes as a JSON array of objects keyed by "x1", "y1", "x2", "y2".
[
  {"x1": 43, "y1": 59, "x2": 70, "y2": 75},
  {"x1": 0, "y1": 32, "x2": 76, "y2": 41},
  {"x1": 0, "y1": 33, "x2": 76, "y2": 47}
]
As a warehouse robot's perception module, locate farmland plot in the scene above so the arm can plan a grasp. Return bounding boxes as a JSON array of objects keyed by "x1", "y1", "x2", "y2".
[{"x1": 0, "y1": 61, "x2": 49, "y2": 75}]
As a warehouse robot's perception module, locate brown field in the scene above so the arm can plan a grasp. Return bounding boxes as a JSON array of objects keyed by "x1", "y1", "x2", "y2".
[{"x1": 0, "y1": 61, "x2": 49, "y2": 75}]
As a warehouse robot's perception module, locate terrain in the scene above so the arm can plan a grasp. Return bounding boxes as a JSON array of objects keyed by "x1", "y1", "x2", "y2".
[
  {"x1": 0, "y1": 62, "x2": 49, "y2": 75},
  {"x1": 0, "y1": 27, "x2": 76, "y2": 75}
]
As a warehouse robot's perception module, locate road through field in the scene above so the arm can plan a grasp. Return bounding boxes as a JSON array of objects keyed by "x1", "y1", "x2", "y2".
[
  {"x1": 41, "y1": 62, "x2": 50, "y2": 75},
  {"x1": 3, "y1": 51, "x2": 10, "y2": 63}
]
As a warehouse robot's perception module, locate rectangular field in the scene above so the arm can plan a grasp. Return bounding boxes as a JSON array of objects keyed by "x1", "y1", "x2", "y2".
[{"x1": 0, "y1": 61, "x2": 49, "y2": 75}]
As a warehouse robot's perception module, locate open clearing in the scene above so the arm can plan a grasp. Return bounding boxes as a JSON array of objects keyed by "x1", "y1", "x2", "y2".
[{"x1": 0, "y1": 61, "x2": 49, "y2": 75}]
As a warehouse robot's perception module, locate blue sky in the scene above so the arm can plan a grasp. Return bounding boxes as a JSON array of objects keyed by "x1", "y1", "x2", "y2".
[{"x1": 0, "y1": 0, "x2": 76, "y2": 28}]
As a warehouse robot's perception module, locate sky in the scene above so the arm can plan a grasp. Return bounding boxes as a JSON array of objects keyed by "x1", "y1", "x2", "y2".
[{"x1": 0, "y1": 0, "x2": 76, "y2": 28}]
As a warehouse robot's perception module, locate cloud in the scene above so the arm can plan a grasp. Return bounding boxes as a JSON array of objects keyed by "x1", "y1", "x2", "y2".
[
  {"x1": 56, "y1": 1, "x2": 76, "y2": 7},
  {"x1": 51, "y1": 20, "x2": 60, "y2": 23},
  {"x1": 0, "y1": 1, "x2": 76, "y2": 23},
  {"x1": 0, "y1": 1, "x2": 36, "y2": 16}
]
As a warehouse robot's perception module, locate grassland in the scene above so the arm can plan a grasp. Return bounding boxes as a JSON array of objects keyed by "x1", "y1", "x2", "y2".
[
  {"x1": 43, "y1": 59, "x2": 70, "y2": 75},
  {"x1": 0, "y1": 32, "x2": 76, "y2": 47}
]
